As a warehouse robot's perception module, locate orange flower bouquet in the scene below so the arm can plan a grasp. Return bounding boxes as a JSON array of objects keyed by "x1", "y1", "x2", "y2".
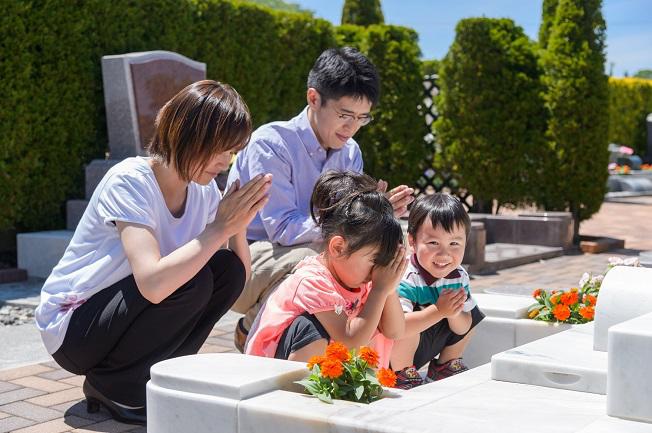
[
  {"x1": 527, "y1": 256, "x2": 640, "y2": 324},
  {"x1": 296, "y1": 342, "x2": 396, "y2": 404},
  {"x1": 528, "y1": 287, "x2": 596, "y2": 324}
]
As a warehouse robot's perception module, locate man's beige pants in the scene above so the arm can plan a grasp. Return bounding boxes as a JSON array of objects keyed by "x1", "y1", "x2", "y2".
[{"x1": 231, "y1": 240, "x2": 322, "y2": 330}]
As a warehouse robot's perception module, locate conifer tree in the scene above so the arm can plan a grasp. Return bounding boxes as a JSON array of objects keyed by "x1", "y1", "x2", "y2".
[{"x1": 341, "y1": 0, "x2": 384, "y2": 26}]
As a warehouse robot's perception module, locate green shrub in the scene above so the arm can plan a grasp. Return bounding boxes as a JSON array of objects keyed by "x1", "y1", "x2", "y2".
[
  {"x1": 421, "y1": 59, "x2": 441, "y2": 76},
  {"x1": 608, "y1": 77, "x2": 652, "y2": 155},
  {"x1": 538, "y1": 0, "x2": 609, "y2": 235},
  {"x1": 0, "y1": 0, "x2": 335, "y2": 231},
  {"x1": 341, "y1": 0, "x2": 384, "y2": 26},
  {"x1": 434, "y1": 18, "x2": 547, "y2": 212},
  {"x1": 337, "y1": 24, "x2": 425, "y2": 188}
]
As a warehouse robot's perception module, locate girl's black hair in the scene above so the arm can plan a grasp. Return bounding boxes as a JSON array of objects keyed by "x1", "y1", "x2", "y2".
[
  {"x1": 311, "y1": 171, "x2": 402, "y2": 266},
  {"x1": 407, "y1": 193, "x2": 471, "y2": 238}
]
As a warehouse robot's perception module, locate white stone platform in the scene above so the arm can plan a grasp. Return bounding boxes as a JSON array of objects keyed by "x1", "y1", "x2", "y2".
[
  {"x1": 491, "y1": 322, "x2": 607, "y2": 394},
  {"x1": 146, "y1": 353, "x2": 652, "y2": 433},
  {"x1": 17, "y1": 230, "x2": 73, "y2": 278},
  {"x1": 464, "y1": 293, "x2": 570, "y2": 368}
]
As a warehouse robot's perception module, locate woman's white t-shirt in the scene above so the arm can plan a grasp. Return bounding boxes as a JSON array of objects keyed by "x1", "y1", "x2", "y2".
[{"x1": 35, "y1": 157, "x2": 221, "y2": 354}]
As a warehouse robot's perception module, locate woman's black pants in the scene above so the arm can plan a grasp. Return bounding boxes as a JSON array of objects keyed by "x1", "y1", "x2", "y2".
[{"x1": 52, "y1": 249, "x2": 245, "y2": 407}]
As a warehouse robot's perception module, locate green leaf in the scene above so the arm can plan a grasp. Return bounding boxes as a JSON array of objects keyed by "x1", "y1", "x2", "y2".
[
  {"x1": 317, "y1": 392, "x2": 333, "y2": 404},
  {"x1": 528, "y1": 303, "x2": 542, "y2": 312},
  {"x1": 355, "y1": 385, "x2": 364, "y2": 400}
]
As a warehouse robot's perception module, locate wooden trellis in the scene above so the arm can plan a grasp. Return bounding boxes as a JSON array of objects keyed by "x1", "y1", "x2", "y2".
[{"x1": 415, "y1": 74, "x2": 473, "y2": 211}]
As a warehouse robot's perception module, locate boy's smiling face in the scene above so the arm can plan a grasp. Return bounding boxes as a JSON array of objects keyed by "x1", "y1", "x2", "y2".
[{"x1": 409, "y1": 218, "x2": 466, "y2": 279}]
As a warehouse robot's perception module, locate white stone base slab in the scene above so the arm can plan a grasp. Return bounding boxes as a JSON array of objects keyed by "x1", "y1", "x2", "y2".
[
  {"x1": 147, "y1": 353, "x2": 652, "y2": 433},
  {"x1": 17, "y1": 230, "x2": 73, "y2": 278},
  {"x1": 491, "y1": 323, "x2": 607, "y2": 394},
  {"x1": 464, "y1": 294, "x2": 570, "y2": 368},
  {"x1": 607, "y1": 312, "x2": 652, "y2": 423},
  {"x1": 576, "y1": 416, "x2": 652, "y2": 433}
]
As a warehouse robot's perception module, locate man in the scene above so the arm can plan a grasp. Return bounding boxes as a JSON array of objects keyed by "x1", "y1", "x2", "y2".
[{"x1": 227, "y1": 47, "x2": 414, "y2": 351}]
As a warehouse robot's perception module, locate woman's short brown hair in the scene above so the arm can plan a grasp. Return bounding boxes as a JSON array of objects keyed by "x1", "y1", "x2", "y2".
[{"x1": 147, "y1": 80, "x2": 252, "y2": 182}]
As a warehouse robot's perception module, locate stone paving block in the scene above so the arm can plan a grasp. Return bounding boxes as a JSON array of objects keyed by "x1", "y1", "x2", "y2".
[
  {"x1": 38, "y1": 368, "x2": 76, "y2": 381},
  {"x1": 0, "y1": 401, "x2": 63, "y2": 422},
  {"x1": 51, "y1": 400, "x2": 111, "y2": 423},
  {"x1": 0, "y1": 381, "x2": 19, "y2": 394},
  {"x1": 0, "y1": 388, "x2": 46, "y2": 406},
  {"x1": 71, "y1": 418, "x2": 140, "y2": 432},
  {"x1": 0, "y1": 411, "x2": 8, "y2": 420},
  {"x1": 26, "y1": 387, "x2": 84, "y2": 407},
  {"x1": 11, "y1": 376, "x2": 74, "y2": 393},
  {"x1": 0, "y1": 364, "x2": 53, "y2": 381},
  {"x1": 60, "y1": 376, "x2": 84, "y2": 387},
  {"x1": 11, "y1": 415, "x2": 93, "y2": 433},
  {"x1": 0, "y1": 415, "x2": 34, "y2": 433}
]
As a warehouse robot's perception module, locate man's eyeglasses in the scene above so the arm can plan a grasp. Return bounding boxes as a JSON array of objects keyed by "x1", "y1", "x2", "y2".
[{"x1": 329, "y1": 106, "x2": 374, "y2": 126}]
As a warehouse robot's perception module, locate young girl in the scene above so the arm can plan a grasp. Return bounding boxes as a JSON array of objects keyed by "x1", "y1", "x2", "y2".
[
  {"x1": 245, "y1": 171, "x2": 407, "y2": 367},
  {"x1": 35, "y1": 80, "x2": 271, "y2": 425}
]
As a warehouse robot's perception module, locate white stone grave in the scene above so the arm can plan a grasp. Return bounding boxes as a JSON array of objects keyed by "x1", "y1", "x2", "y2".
[
  {"x1": 491, "y1": 266, "x2": 652, "y2": 395},
  {"x1": 147, "y1": 266, "x2": 652, "y2": 432}
]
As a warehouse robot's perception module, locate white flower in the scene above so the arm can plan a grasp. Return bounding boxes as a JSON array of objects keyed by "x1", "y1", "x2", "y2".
[
  {"x1": 624, "y1": 257, "x2": 640, "y2": 267},
  {"x1": 334, "y1": 305, "x2": 343, "y2": 315},
  {"x1": 579, "y1": 272, "x2": 590, "y2": 287},
  {"x1": 608, "y1": 257, "x2": 624, "y2": 266},
  {"x1": 592, "y1": 275, "x2": 604, "y2": 285}
]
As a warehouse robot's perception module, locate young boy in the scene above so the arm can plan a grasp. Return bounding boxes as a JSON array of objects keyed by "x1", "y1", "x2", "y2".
[{"x1": 390, "y1": 193, "x2": 485, "y2": 389}]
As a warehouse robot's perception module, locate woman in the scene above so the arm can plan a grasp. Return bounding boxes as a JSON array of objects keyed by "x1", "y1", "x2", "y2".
[{"x1": 35, "y1": 80, "x2": 271, "y2": 425}]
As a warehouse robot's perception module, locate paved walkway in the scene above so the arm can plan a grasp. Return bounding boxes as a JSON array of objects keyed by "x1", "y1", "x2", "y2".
[{"x1": 0, "y1": 196, "x2": 651, "y2": 432}]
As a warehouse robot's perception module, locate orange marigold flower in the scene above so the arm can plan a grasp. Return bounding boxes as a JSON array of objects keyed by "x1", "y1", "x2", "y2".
[
  {"x1": 532, "y1": 288, "x2": 543, "y2": 298},
  {"x1": 579, "y1": 306, "x2": 595, "y2": 320},
  {"x1": 359, "y1": 346, "x2": 379, "y2": 368},
  {"x1": 570, "y1": 287, "x2": 579, "y2": 293},
  {"x1": 325, "y1": 341, "x2": 351, "y2": 362},
  {"x1": 377, "y1": 368, "x2": 397, "y2": 388},
  {"x1": 549, "y1": 293, "x2": 560, "y2": 304},
  {"x1": 307, "y1": 356, "x2": 325, "y2": 370},
  {"x1": 552, "y1": 304, "x2": 571, "y2": 321},
  {"x1": 320, "y1": 358, "x2": 344, "y2": 379},
  {"x1": 584, "y1": 294, "x2": 597, "y2": 306},
  {"x1": 560, "y1": 291, "x2": 579, "y2": 306}
]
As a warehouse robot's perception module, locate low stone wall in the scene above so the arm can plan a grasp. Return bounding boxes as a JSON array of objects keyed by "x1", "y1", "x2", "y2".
[{"x1": 470, "y1": 212, "x2": 573, "y2": 250}]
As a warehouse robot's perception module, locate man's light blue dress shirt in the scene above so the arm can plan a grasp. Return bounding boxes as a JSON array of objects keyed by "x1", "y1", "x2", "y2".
[{"x1": 227, "y1": 107, "x2": 363, "y2": 246}]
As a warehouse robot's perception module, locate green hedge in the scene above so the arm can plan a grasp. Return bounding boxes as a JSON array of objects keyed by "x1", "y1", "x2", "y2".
[
  {"x1": 0, "y1": 0, "x2": 334, "y2": 231},
  {"x1": 336, "y1": 24, "x2": 425, "y2": 189},
  {"x1": 2, "y1": 0, "x2": 424, "y2": 232},
  {"x1": 434, "y1": 18, "x2": 546, "y2": 212},
  {"x1": 608, "y1": 77, "x2": 652, "y2": 155}
]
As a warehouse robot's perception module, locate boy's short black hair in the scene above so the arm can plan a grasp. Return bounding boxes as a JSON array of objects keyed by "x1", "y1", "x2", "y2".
[
  {"x1": 408, "y1": 194, "x2": 471, "y2": 238},
  {"x1": 307, "y1": 47, "x2": 380, "y2": 106}
]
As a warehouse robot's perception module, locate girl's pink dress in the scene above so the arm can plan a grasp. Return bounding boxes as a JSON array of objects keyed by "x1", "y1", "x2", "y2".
[{"x1": 245, "y1": 255, "x2": 394, "y2": 368}]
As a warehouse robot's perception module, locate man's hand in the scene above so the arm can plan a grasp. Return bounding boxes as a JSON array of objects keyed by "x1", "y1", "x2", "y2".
[{"x1": 377, "y1": 180, "x2": 414, "y2": 218}]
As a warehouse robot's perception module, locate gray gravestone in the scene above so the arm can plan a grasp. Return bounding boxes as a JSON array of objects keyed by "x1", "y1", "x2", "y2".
[{"x1": 101, "y1": 51, "x2": 206, "y2": 159}]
